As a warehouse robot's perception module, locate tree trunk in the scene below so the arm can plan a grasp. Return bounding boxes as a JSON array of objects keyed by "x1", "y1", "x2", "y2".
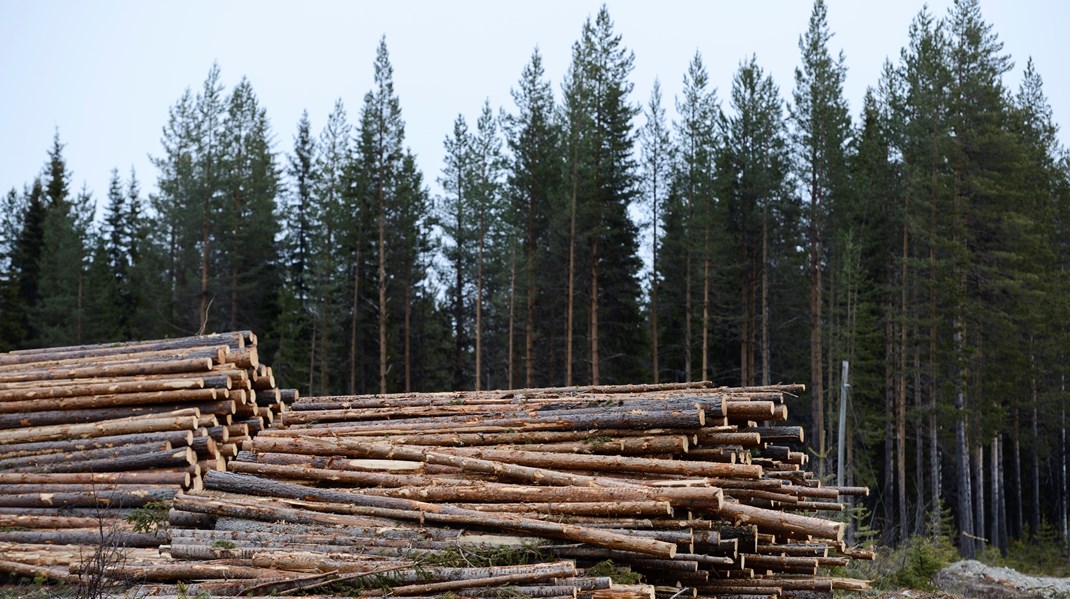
[
  {"x1": 761, "y1": 201, "x2": 769, "y2": 387},
  {"x1": 954, "y1": 315, "x2": 974, "y2": 558},
  {"x1": 507, "y1": 243, "x2": 516, "y2": 390},
  {"x1": 810, "y1": 180, "x2": 825, "y2": 478},
  {"x1": 701, "y1": 234, "x2": 710, "y2": 383},
  {"x1": 525, "y1": 190, "x2": 536, "y2": 389},
  {"x1": 566, "y1": 179, "x2": 576, "y2": 387},
  {"x1": 378, "y1": 184, "x2": 387, "y2": 395},
  {"x1": 1031, "y1": 373, "x2": 1040, "y2": 539},
  {"x1": 898, "y1": 215, "x2": 909, "y2": 543},
  {"x1": 651, "y1": 195, "x2": 659, "y2": 385},
  {"x1": 350, "y1": 246, "x2": 360, "y2": 395},
  {"x1": 684, "y1": 247, "x2": 692, "y2": 383},
  {"x1": 914, "y1": 342, "x2": 925, "y2": 536},
  {"x1": 1013, "y1": 409, "x2": 1023, "y2": 539},
  {"x1": 404, "y1": 281, "x2": 411, "y2": 394},
  {"x1": 974, "y1": 443, "x2": 985, "y2": 547},
  {"x1": 476, "y1": 217, "x2": 485, "y2": 392},
  {"x1": 884, "y1": 315, "x2": 895, "y2": 543},
  {"x1": 590, "y1": 235, "x2": 599, "y2": 386},
  {"x1": 990, "y1": 436, "x2": 1000, "y2": 551}
]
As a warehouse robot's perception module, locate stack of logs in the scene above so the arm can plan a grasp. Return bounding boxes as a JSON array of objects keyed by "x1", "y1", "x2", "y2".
[
  {"x1": 143, "y1": 382, "x2": 873, "y2": 598},
  {"x1": 0, "y1": 331, "x2": 296, "y2": 581}
]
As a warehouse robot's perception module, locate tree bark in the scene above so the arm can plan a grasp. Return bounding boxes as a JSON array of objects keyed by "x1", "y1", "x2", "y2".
[
  {"x1": 761, "y1": 201, "x2": 769, "y2": 386},
  {"x1": 566, "y1": 176, "x2": 576, "y2": 387}
]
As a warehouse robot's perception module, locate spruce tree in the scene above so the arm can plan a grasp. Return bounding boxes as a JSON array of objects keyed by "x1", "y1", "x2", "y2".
[{"x1": 275, "y1": 110, "x2": 316, "y2": 389}]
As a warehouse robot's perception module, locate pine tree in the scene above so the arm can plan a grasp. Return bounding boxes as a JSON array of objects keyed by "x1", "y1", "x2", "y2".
[
  {"x1": 438, "y1": 113, "x2": 474, "y2": 390},
  {"x1": 503, "y1": 48, "x2": 561, "y2": 388},
  {"x1": 791, "y1": 0, "x2": 851, "y2": 477},
  {"x1": 0, "y1": 187, "x2": 28, "y2": 349},
  {"x1": 219, "y1": 77, "x2": 281, "y2": 346},
  {"x1": 718, "y1": 55, "x2": 792, "y2": 387},
  {"x1": 639, "y1": 79, "x2": 672, "y2": 383},
  {"x1": 669, "y1": 51, "x2": 719, "y2": 382},
  {"x1": 560, "y1": 5, "x2": 645, "y2": 385}
]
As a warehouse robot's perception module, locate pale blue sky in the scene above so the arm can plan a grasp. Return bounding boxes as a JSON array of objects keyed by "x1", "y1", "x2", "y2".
[{"x1": 1, "y1": 1, "x2": 1065, "y2": 208}]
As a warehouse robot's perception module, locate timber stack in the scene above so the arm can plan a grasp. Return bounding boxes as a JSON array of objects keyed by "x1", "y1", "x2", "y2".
[
  {"x1": 152, "y1": 382, "x2": 872, "y2": 598},
  {"x1": 0, "y1": 330, "x2": 296, "y2": 580}
]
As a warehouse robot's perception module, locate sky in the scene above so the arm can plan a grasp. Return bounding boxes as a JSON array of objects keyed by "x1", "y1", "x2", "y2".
[{"x1": 1, "y1": 0, "x2": 1067, "y2": 213}]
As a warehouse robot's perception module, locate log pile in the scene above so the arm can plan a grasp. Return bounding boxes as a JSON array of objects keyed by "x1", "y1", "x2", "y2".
[
  {"x1": 0, "y1": 331, "x2": 296, "y2": 580},
  {"x1": 153, "y1": 382, "x2": 872, "y2": 598}
]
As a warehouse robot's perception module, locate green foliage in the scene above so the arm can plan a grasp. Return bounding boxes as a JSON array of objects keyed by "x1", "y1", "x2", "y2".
[
  {"x1": 980, "y1": 519, "x2": 1070, "y2": 577},
  {"x1": 124, "y1": 500, "x2": 171, "y2": 534},
  {"x1": 413, "y1": 542, "x2": 551, "y2": 569},
  {"x1": 586, "y1": 560, "x2": 642, "y2": 584},
  {"x1": 848, "y1": 534, "x2": 957, "y2": 591},
  {"x1": 210, "y1": 540, "x2": 236, "y2": 550}
]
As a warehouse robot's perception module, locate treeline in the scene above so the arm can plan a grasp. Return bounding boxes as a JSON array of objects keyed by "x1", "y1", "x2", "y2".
[{"x1": 2, "y1": 0, "x2": 1069, "y2": 556}]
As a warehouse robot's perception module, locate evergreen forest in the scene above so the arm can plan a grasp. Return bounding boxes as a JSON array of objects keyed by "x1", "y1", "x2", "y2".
[{"x1": 2, "y1": 0, "x2": 1069, "y2": 559}]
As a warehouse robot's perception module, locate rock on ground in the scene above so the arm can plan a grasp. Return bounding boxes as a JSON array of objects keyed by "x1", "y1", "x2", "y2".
[{"x1": 934, "y1": 560, "x2": 1070, "y2": 599}]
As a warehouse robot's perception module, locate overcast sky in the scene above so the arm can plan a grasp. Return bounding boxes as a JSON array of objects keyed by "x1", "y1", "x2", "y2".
[{"x1": 1, "y1": 0, "x2": 1066, "y2": 210}]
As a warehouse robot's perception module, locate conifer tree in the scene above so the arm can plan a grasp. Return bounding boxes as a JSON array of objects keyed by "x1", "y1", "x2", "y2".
[
  {"x1": 718, "y1": 55, "x2": 792, "y2": 387},
  {"x1": 791, "y1": 0, "x2": 851, "y2": 476},
  {"x1": 669, "y1": 51, "x2": 719, "y2": 382},
  {"x1": 639, "y1": 80, "x2": 672, "y2": 383},
  {"x1": 560, "y1": 5, "x2": 644, "y2": 385},
  {"x1": 503, "y1": 48, "x2": 561, "y2": 388}
]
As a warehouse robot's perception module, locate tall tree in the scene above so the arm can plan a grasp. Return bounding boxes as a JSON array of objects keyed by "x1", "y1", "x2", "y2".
[
  {"x1": 672, "y1": 52, "x2": 719, "y2": 382},
  {"x1": 560, "y1": 5, "x2": 644, "y2": 385},
  {"x1": 639, "y1": 80, "x2": 672, "y2": 383},
  {"x1": 438, "y1": 113, "x2": 474, "y2": 390},
  {"x1": 791, "y1": 0, "x2": 851, "y2": 476},
  {"x1": 504, "y1": 48, "x2": 560, "y2": 388},
  {"x1": 718, "y1": 55, "x2": 792, "y2": 387}
]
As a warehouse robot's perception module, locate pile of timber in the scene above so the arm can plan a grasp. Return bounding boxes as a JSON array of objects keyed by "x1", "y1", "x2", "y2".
[
  {"x1": 148, "y1": 382, "x2": 872, "y2": 598},
  {"x1": 0, "y1": 331, "x2": 296, "y2": 580}
]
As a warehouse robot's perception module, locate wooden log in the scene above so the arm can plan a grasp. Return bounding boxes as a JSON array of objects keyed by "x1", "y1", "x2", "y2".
[
  {"x1": 244, "y1": 437, "x2": 642, "y2": 488},
  {"x1": 0, "y1": 470, "x2": 190, "y2": 486},
  {"x1": 0, "y1": 529, "x2": 163, "y2": 547},
  {"x1": 0, "y1": 513, "x2": 139, "y2": 529},
  {"x1": 0, "y1": 356, "x2": 214, "y2": 384},
  {"x1": 362, "y1": 562, "x2": 576, "y2": 597},
  {"x1": 695, "y1": 432, "x2": 762, "y2": 448},
  {"x1": 201, "y1": 471, "x2": 678, "y2": 557},
  {"x1": 737, "y1": 426, "x2": 803, "y2": 442},
  {"x1": 0, "y1": 559, "x2": 72, "y2": 582},
  {"x1": 0, "y1": 377, "x2": 223, "y2": 403},
  {"x1": 0, "y1": 440, "x2": 171, "y2": 469},
  {"x1": 0, "y1": 487, "x2": 176, "y2": 508},
  {"x1": 68, "y1": 562, "x2": 282, "y2": 581},
  {"x1": 0, "y1": 412, "x2": 199, "y2": 445},
  {"x1": 0, "y1": 346, "x2": 227, "y2": 375},
  {"x1": 0, "y1": 331, "x2": 245, "y2": 361},
  {"x1": 453, "y1": 501, "x2": 673, "y2": 517},
  {"x1": 276, "y1": 407, "x2": 706, "y2": 436},
  {"x1": 3, "y1": 447, "x2": 196, "y2": 474},
  {"x1": 354, "y1": 482, "x2": 723, "y2": 510},
  {"x1": 436, "y1": 445, "x2": 762, "y2": 479},
  {"x1": 0, "y1": 429, "x2": 195, "y2": 458},
  {"x1": 718, "y1": 501, "x2": 844, "y2": 541}
]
